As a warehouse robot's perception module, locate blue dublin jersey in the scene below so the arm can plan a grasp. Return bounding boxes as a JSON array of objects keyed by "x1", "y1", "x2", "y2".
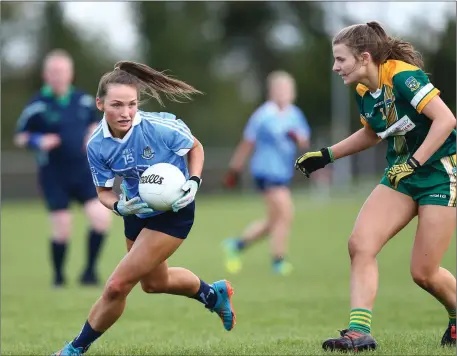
[
  {"x1": 87, "y1": 110, "x2": 194, "y2": 218},
  {"x1": 244, "y1": 101, "x2": 311, "y2": 181}
]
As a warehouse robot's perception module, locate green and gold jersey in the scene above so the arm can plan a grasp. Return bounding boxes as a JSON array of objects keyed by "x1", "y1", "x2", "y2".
[{"x1": 355, "y1": 59, "x2": 456, "y2": 168}]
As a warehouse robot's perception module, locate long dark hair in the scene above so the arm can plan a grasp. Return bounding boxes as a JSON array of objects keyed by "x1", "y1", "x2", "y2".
[{"x1": 97, "y1": 61, "x2": 202, "y2": 105}]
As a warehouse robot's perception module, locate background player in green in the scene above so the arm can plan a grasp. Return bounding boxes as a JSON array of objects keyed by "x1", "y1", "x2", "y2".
[{"x1": 295, "y1": 21, "x2": 456, "y2": 351}]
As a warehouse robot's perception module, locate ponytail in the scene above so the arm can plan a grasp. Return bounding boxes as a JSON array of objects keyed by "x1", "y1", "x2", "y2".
[{"x1": 97, "y1": 61, "x2": 202, "y2": 106}]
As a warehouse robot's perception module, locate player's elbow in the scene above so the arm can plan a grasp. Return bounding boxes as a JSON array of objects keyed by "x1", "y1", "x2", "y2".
[{"x1": 13, "y1": 133, "x2": 28, "y2": 148}]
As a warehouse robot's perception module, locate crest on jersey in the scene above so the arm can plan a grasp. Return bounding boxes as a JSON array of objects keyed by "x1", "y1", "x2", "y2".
[
  {"x1": 141, "y1": 146, "x2": 154, "y2": 160},
  {"x1": 405, "y1": 76, "x2": 420, "y2": 92}
]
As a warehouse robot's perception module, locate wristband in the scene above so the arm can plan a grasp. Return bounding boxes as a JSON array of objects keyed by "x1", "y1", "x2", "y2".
[
  {"x1": 112, "y1": 201, "x2": 121, "y2": 216},
  {"x1": 407, "y1": 157, "x2": 421, "y2": 169},
  {"x1": 327, "y1": 147, "x2": 335, "y2": 163},
  {"x1": 189, "y1": 176, "x2": 202, "y2": 187},
  {"x1": 27, "y1": 133, "x2": 43, "y2": 149}
]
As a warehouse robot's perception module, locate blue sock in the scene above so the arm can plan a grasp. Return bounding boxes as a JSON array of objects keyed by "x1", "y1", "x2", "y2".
[
  {"x1": 273, "y1": 256, "x2": 284, "y2": 266},
  {"x1": 190, "y1": 279, "x2": 218, "y2": 309},
  {"x1": 236, "y1": 239, "x2": 246, "y2": 251},
  {"x1": 71, "y1": 321, "x2": 103, "y2": 349}
]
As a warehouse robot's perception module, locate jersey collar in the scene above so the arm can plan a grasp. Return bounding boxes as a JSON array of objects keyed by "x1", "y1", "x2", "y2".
[
  {"x1": 102, "y1": 112, "x2": 142, "y2": 143},
  {"x1": 41, "y1": 85, "x2": 74, "y2": 106}
]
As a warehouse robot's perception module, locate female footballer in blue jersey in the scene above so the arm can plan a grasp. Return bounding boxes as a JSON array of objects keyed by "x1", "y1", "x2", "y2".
[
  {"x1": 53, "y1": 61, "x2": 236, "y2": 356},
  {"x1": 223, "y1": 71, "x2": 311, "y2": 275},
  {"x1": 14, "y1": 50, "x2": 111, "y2": 287}
]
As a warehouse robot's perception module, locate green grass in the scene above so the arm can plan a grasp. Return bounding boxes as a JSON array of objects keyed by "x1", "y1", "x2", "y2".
[{"x1": 2, "y1": 190, "x2": 456, "y2": 355}]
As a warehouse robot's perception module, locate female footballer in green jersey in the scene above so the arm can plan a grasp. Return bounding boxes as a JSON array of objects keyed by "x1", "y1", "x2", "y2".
[{"x1": 295, "y1": 21, "x2": 456, "y2": 352}]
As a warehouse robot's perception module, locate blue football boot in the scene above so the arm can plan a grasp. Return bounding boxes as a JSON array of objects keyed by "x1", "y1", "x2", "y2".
[{"x1": 209, "y1": 280, "x2": 236, "y2": 331}]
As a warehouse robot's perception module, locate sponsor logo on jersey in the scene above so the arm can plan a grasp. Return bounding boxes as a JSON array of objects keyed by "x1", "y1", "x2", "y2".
[
  {"x1": 141, "y1": 146, "x2": 154, "y2": 159},
  {"x1": 377, "y1": 115, "x2": 416, "y2": 139},
  {"x1": 405, "y1": 76, "x2": 421, "y2": 91},
  {"x1": 140, "y1": 174, "x2": 164, "y2": 185}
]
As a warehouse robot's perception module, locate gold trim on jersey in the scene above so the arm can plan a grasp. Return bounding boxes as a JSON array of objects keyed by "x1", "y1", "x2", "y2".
[
  {"x1": 356, "y1": 84, "x2": 369, "y2": 97},
  {"x1": 379, "y1": 60, "x2": 420, "y2": 88},
  {"x1": 440, "y1": 154, "x2": 456, "y2": 207},
  {"x1": 416, "y1": 88, "x2": 440, "y2": 113},
  {"x1": 383, "y1": 85, "x2": 408, "y2": 163}
]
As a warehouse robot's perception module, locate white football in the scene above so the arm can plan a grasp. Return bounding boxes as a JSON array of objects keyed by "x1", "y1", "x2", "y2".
[{"x1": 138, "y1": 163, "x2": 186, "y2": 211}]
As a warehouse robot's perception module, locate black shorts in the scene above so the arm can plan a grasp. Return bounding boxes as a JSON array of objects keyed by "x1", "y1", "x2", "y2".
[
  {"x1": 38, "y1": 165, "x2": 97, "y2": 212},
  {"x1": 123, "y1": 201, "x2": 195, "y2": 241}
]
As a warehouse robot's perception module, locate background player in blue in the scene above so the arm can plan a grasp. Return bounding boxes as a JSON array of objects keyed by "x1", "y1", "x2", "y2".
[
  {"x1": 222, "y1": 71, "x2": 311, "y2": 275},
  {"x1": 13, "y1": 49, "x2": 112, "y2": 287},
  {"x1": 53, "y1": 61, "x2": 236, "y2": 356}
]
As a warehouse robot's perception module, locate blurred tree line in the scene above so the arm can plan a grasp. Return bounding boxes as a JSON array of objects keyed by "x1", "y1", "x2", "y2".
[{"x1": 1, "y1": 2, "x2": 455, "y2": 150}]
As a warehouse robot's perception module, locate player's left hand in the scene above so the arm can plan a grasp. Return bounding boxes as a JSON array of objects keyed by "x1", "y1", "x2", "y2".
[
  {"x1": 386, "y1": 157, "x2": 421, "y2": 189},
  {"x1": 172, "y1": 176, "x2": 202, "y2": 212},
  {"x1": 287, "y1": 131, "x2": 299, "y2": 143}
]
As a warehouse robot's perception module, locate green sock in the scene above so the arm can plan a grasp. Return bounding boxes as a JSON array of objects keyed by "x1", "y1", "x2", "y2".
[
  {"x1": 349, "y1": 308, "x2": 372, "y2": 334},
  {"x1": 447, "y1": 308, "x2": 456, "y2": 325}
]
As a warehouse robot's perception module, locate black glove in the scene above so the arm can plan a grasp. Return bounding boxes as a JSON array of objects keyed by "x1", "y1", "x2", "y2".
[
  {"x1": 386, "y1": 157, "x2": 420, "y2": 189},
  {"x1": 295, "y1": 148, "x2": 334, "y2": 178}
]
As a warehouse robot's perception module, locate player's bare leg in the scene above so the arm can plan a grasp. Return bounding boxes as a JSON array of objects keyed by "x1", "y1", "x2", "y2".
[
  {"x1": 411, "y1": 205, "x2": 456, "y2": 346},
  {"x1": 129, "y1": 240, "x2": 236, "y2": 332},
  {"x1": 223, "y1": 214, "x2": 269, "y2": 274},
  {"x1": 265, "y1": 186, "x2": 294, "y2": 275},
  {"x1": 126, "y1": 239, "x2": 200, "y2": 296},
  {"x1": 53, "y1": 229, "x2": 183, "y2": 355},
  {"x1": 49, "y1": 210, "x2": 72, "y2": 287},
  {"x1": 323, "y1": 185, "x2": 417, "y2": 351}
]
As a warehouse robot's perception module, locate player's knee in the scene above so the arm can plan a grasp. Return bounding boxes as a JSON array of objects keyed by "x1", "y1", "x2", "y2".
[
  {"x1": 86, "y1": 199, "x2": 111, "y2": 232},
  {"x1": 104, "y1": 278, "x2": 130, "y2": 300},
  {"x1": 93, "y1": 209, "x2": 112, "y2": 232},
  {"x1": 140, "y1": 277, "x2": 168, "y2": 294},
  {"x1": 51, "y1": 211, "x2": 72, "y2": 240},
  {"x1": 410, "y1": 265, "x2": 435, "y2": 288},
  {"x1": 348, "y1": 233, "x2": 376, "y2": 260}
]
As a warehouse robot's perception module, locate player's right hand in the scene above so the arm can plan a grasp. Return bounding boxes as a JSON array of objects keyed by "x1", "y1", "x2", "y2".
[
  {"x1": 295, "y1": 147, "x2": 334, "y2": 178},
  {"x1": 113, "y1": 184, "x2": 154, "y2": 216},
  {"x1": 40, "y1": 134, "x2": 61, "y2": 151},
  {"x1": 223, "y1": 169, "x2": 240, "y2": 189}
]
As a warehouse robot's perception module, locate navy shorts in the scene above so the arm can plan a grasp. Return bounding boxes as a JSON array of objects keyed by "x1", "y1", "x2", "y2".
[
  {"x1": 38, "y1": 165, "x2": 97, "y2": 212},
  {"x1": 254, "y1": 177, "x2": 290, "y2": 192},
  {"x1": 123, "y1": 201, "x2": 195, "y2": 241}
]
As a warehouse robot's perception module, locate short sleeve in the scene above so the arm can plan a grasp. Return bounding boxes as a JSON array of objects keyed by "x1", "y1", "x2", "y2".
[
  {"x1": 15, "y1": 101, "x2": 46, "y2": 133},
  {"x1": 393, "y1": 69, "x2": 440, "y2": 113},
  {"x1": 87, "y1": 142, "x2": 115, "y2": 187},
  {"x1": 243, "y1": 110, "x2": 262, "y2": 142},
  {"x1": 158, "y1": 117, "x2": 195, "y2": 156}
]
